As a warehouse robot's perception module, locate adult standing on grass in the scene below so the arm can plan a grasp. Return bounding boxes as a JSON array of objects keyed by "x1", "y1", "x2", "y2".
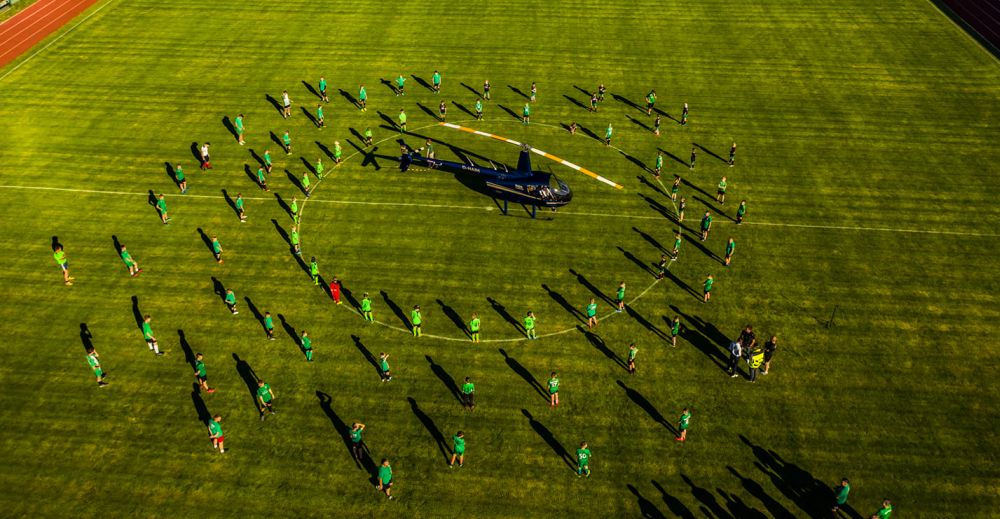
[
  {"x1": 119, "y1": 245, "x2": 142, "y2": 277},
  {"x1": 208, "y1": 415, "x2": 224, "y2": 454},
  {"x1": 330, "y1": 276, "x2": 342, "y2": 305},
  {"x1": 627, "y1": 343, "x2": 638, "y2": 375},
  {"x1": 194, "y1": 353, "x2": 215, "y2": 393},
  {"x1": 548, "y1": 372, "x2": 560, "y2": 408},
  {"x1": 263, "y1": 149, "x2": 273, "y2": 173},
  {"x1": 717, "y1": 176, "x2": 728, "y2": 204},
  {"x1": 175, "y1": 163, "x2": 188, "y2": 193},
  {"x1": 211, "y1": 235, "x2": 223, "y2": 264},
  {"x1": 729, "y1": 142, "x2": 737, "y2": 166},
  {"x1": 524, "y1": 311, "x2": 537, "y2": 339},
  {"x1": 832, "y1": 477, "x2": 851, "y2": 514},
  {"x1": 747, "y1": 342, "x2": 764, "y2": 382},
  {"x1": 310, "y1": 257, "x2": 320, "y2": 286},
  {"x1": 605, "y1": 123, "x2": 613, "y2": 146},
  {"x1": 870, "y1": 499, "x2": 893, "y2": 519},
  {"x1": 234, "y1": 113, "x2": 245, "y2": 145},
  {"x1": 264, "y1": 311, "x2": 276, "y2": 340},
  {"x1": 736, "y1": 200, "x2": 747, "y2": 225},
  {"x1": 616, "y1": 281, "x2": 626, "y2": 312},
  {"x1": 670, "y1": 316, "x2": 681, "y2": 347},
  {"x1": 398, "y1": 109, "x2": 407, "y2": 133},
  {"x1": 675, "y1": 408, "x2": 691, "y2": 441},
  {"x1": 142, "y1": 314, "x2": 163, "y2": 356},
  {"x1": 350, "y1": 423, "x2": 366, "y2": 462},
  {"x1": 432, "y1": 70, "x2": 441, "y2": 93},
  {"x1": 681, "y1": 102, "x2": 689, "y2": 126},
  {"x1": 654, "y1": 152, "x2": 663, "y2": 179},
  {"x1": 763, "y1": 335, "x2": 777, "y2": 374},
  {"x1": 156, "y1": 194, "x2": 170, "y2": 224},
  {"x1": 318, "y1": 76, "x2": 329, "y2": 102},
  {"x1": 377, "y1": 459, "x2": 394, "y2": 499},
  {"x1": 483, "y1": 79, "x2": 491, "y2": 100},
  {"x1": 224, "y1": 289, "x2": 239, "y2": 315},
  {"x1": 469, "y1": 312, "x2": 481, "y2": 343},
  {"x1": 282, "y1": 130, "x2": 292, "y2": 155},
  {"x1": 576, "y1": 441, "x2": 592, "y2": 478},
  {"x1": 700, "y1": 211, "x2": 712, "y2": 241},
  {"x1": 475, "y1": 99, "x2": 484, "y2": 120},
  {"x1": 450, "y1": 431, "x2": 465, "y2": 467},
  {"x1": 395, "y1": 74, "x2": 406, "y2": 96},
  {"x1": 379, "y1": 352, "x2": 392, "y2": 382},
  {"x1": 586, "y1": 298, "x2": 598, "y2": 329},
  {"x1": 86, "y1": 348, "x2": 108, "y2": 387},
  {"x1": 236, "y1": 193, "x2": 247, "y2": 222},
  {"x1": 727, "y1": 340, "x2": 743, "y2": 378},
  {"x1": 257, "y1": 379, "x2": 276, "y2": 420},
  {"x1": 689, "y1": 147, "x2": 696, "y2": 169},
  {"x1": 301, "y1": 330, "x2": 313, "y2": 362},
  {"x1": 316, "y1": 104, "x2": 325, "y2": 129},
  {"x1": 703, "y1": 274, "x2": 714, "y2": 303},
  {"x1": 290, "y1": 225, "x2": 301, "y2": 255},
  {"x1": 411, "y1": 305, "x2": 422, "y2": 337},
  {"x1": 358, "y1": 84, "x2": 367, "y2": 112},
  {"x1": 461, "y1": 377, "x2": 475, "y2": 410},
  {"x1": 281, "y1": 90, "x2": 292, "y2": 119},
  {"x1": 646, "y1": 89, "x2": 656, "y2": 116},
  {"x1": 724, "y1": 237, "x2": 736, "y2": 266},
  {"x1": 200, "y1": 142, "x2": 211, "y2": 170},
  {"x1": 361, "y1": 292, "x2": 374, "y2": 323},
  {"x1": 739, "y1": 325, "x2": 757, "y2": 352}
]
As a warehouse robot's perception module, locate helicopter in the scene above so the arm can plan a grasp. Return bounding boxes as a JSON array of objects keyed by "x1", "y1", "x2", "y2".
[{"x1": 398, "y1": 122, "x2": 622, "y2": 217}]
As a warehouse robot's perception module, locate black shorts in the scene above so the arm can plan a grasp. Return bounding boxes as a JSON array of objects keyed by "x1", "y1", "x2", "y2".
[{"x1": 197, "y1": 375, "x2": 207, "y2": 383}]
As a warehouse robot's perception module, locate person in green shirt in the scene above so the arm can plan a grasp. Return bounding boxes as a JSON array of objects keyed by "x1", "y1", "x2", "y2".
[
  {"x1": 119, "y1": 244, "x2": 141, "y2": 277},
  {"x1": 224, "y1": 289, "x2": 238, "y2": 314},
  {"x1": 378, "y1": 458, "x2": 394, "y2": 498},
  {"x1": 393, "y1": 74, "x2": 405, "y2": 96},
  {"x1": 716, "y1": 176, "x2": 728, "y2": 204},
  {"x1": 831, "y1": 477, "x2": 850, "y2": 513},
  {"x1": 350, "y1": 423, "x2": 366, "y2": 461},
  {"x1": 627, "y1": 343, "x2": 638, "y2": 375},
  {"x1": 646, "y1": 89, "x2": 656, "y2": 116},
  {"x1": 654, "y1": 152, "x2": 663, "y2": 179},
  {"x1": 290, "y1": 196, "x2": 299, "y2": 223},
  {"x1": 432, "y1": 70, "x2": 441, "y2": 93},
  {"x1": 398, "y1": 109, "x2": 407, "y2": 133},
  {"x1": 234, "y1": 113, "x2": 245, "y2": 145},
  {"x1": 671, "y1": 175, "x2": 681, "y2": 201},
  {"x1": 302, "y1": 171, "x2": 312, "y2": 198},
  {"x1": 670, "y1": 316, "x2": 681, "y2": 347},
  {"x1": 672, "y1": 231, "x2": 682, "y2": 259},
  {"x1": 290, "y1": 225, "x2": 301, "y2": 255},
  {"x1": 318, "y1": 76, "x2": 329, "y2": 102},
  {"x1": 211, "y1": 235, "x2": 223, "y2": 264},
  {"x1": 676, "y1": 408, "x2": 691, "y2": 441},
  {"x1": 422, "y1": 139, "x2": 435, "y2": 159},
  {"x1": 282, "y1": 130, "x2": 292, "y2": 155},
  {"x1": 363, "y1": 127, "x2": 373, "y2": 147},
  {"x1": 174, "y1": 163, "x2": 187, "y2": 193},
  {"x1": 358, "y1": 84, "x2": 367, "y2": 111},
  {"x1": 361, "y1": 292, "x2": 374, "y2": 322},
  {"x1": 379, "y1": 352, "x2": 392, "y2": 382},
  {"x1": 194, "y1": 353, "x2": 215, "y2": 393},
  {"x1": 724, "y1": 238, "x2": 736, "y2": 266},
  {"x1": 605, "y1": 123, "x2": 613, "y2": 146},
  {"x1": 410, "y1": 305, "x2": 422, "y2": 337},
  {"x1": 301, "y1": 330, "x2": 313, "y2": 361},
  {"x1": 461, "y1": 377, "x2": 475, "y2": 410},
  {"x1": 86, "y1": 348, "x2": 108, "y2": 386},
  {"x1": 263, "y1": 149, "x2": 273, "y2": 173},
  {"x1": 576, "y1": 441, "x2": 592, "y2": 477},
  {"x1": 208, "y1": 415, "x2": 225, "y2": 453},
  {"x1": 524, "y1": 311, "x2": 537, "y2": 339},
  {"x1": 700, "y1": 212, "x2": 713, "y2": 241},
  {"x1": 142, "y1": 315, "x2": 162, "y2": 355},
  {"x1": 871, "y1": 499, "x2": 893, "y2": 519},
  {"x1": 316, "y1": 104, "x2": 325, "y2": 129},
  {"x1": 616, "y1": 281, "x2": 626, "y2": 312},
  {"x1": 310, "y1": 256, "x2": 320, "y2": 285},
  {"x1": 235, "y1": 193, "x2": 246, "y2": 222},
  {"x1": 264, "y1": 311, "x2": 275, "y2": 340},
  {"x1": 468, "y1": 312, "x2": 481, "y2": 343},
  {"x1": 156, "y1": 193, "x2": 170, "y2": 224},
  {"x1": 334, "y1": 141, "x2": 343, "y2": 164},
  {"x1": 475, "y1": 99, "x2": 483, "y2": 120},
  {"x1": 548, "y1": 372, "x2": 560, "y2": 407},
  {"x1": 449, "y1": 431, "x2": 466, "y2": 467},
  {"x1": 703, "y1": 274, "x2": 714, "y2": 303},
  {"x1": 522, "y1": 103, "x2": 530, "y2": 125},
  {"x1": 586, "y1": 298, "x2": 598, "y2": 329},
  {"x1": 53, "y1": 246, "x2": 73, "y2": 285},
  {"x1": 257, "y1": 379, "x2": 276, "y2": 420},
  {"x1": 681, "y1": 102, "x2": 689, "y2": 126},
  {"x1": 736, "y1": 199, "x2": 747, "y2": 225}
]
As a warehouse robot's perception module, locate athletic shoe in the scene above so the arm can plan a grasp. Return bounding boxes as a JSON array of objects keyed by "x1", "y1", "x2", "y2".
[
  {"x1": 98, "y1": 382, "x2": 109, "y2": 387},
  {"x1": 207, "y1": 389, "x2": 216, "y2": 393},
  {"x1": 155, "y1": 352, "x2": 164, "y2": 356},
  {"x1": 730, "y1": 373, "x2": 738, "y2": 378}
]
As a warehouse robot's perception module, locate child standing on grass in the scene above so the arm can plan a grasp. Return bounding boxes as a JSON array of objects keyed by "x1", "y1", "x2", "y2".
[
  {"x1": 330, "y1": 276, "x2": 342, "y2": 304},
  {"x1": 264, "y1": 311, "x2": 275, "y2": 340},
  {"x1": 483, "y1": 79, "x2": 491, "y2": 100},
  {"x1": 654, "y1": 152, "x2": 663, "y2": 179},
  {"x1": 657, "y1": 255, "x2": 668, "y2": 279},
  {"x1": 398, "y1": 109, "x2": 407, "y2": 133},
  {"x1": 302, "y1": 171, "x2": 312, "y2": 198},
  {"x1": 236, "y1": 193, "x2": 247, "y2": 222},
  {"x1": 524, "y1": 311, "x2": 537, "y2": 339},
  {"x1": 282, "y1": 90, "x2": 291, "y2": 118},
  {"x1": 432, "y1": 70, "x2": 441, "y2": 93},
  {"x1": 654, "y1": 115, "x2": 661, "y2": 136},
  {"x1": 678, "y1": 197, "x2": 687, "y2": 222},
  {"x1": 224, "y1": 289, "x2": 238, "y2": 315},
  {"x1": 672, "y1": 232, "x2": 682, "y2": 260},
  {"x1": 724, "y1": 238, "x2": 736, "y2": 266},
  {"x1": 310, "y1": 257, "x2": 320, "y2": 285},
  {"x1": 318, "y1": 76, "x2": 329, "y2": 102},
  {"x1": 156, "y1": 194, "x2": 170, "y2": 224},
  {"x1": 461, "y1": 377, "x2": 475, "y2": 410},
  {"x1": 670, "y1": 175, "x2": 681, "y2": 201},
  {"x1": 316, "y1": 104, "x2": 325, "y2": 128},
  {"x1": 364, "y1": 128, "x2": 373, "y2": 147},
  {"x1": 522, "y1": 103, "x2": 530, "y2": 125},
  {"x1": 450, "y1": 431, "x2": 465, "y2": 467},
  {"x1": 646, "y1": 89, "x2": 656, "y2": 116},
  {"x1": 729, "y1": 142, "x2": 737, "y2": 166},
  {"x1": 548, "y1": 372, "x2": 560, "y2": 407},
  {"x1": 208, "y1": 415, "x2": 224, "y2": 453},
  {"x1": 142, "y1": 315, "x2": 162, "y2": 356},
  {"x1": 200, "y1": 143, "x2": 211, "y2": 170},
  {"x1": 717, "y1": 176, "x2": 728, "y2": 204},
  {"x1": 194, "y1": 353, "x2": 215, "y2": 393},
  {"x1": 334, "y1": 142, "x2": 343, "y2": 165},
  {"x1": 290, "y1": 226, "x2": 301, "y2": 255},
  {"x1": 175, "y1": 163, "x2": 187, "y2": 193},
  {"x1": 396, "y1": 74, "x2": 406, "y2": 96},
  {"x1": 675, "y1": 408, "x2": 691, "y2": 441},
  {"x1": 700, "y1": 212, "x2": 712, "y2": 241},
  {"x1": 586, "y1": 298, "x2": 598, "y2": 329},
  {"x1": 530, "y1": 82, "x2": 537, "y2": 102},
  {"x1": 361, "y1": 293, "x2": 374, "y2": 322},
  {"x1": 283, "y1": 131, "x2": 292, "y2": 155},
  {"x1": 378, "y1": 459, "x2": 394, "y2": 499},
  {"x1": 627, "y1": 343, "x2": 638, "y2": 374},
  {"x1": 616, "y1": 281, "x2": 626, "y2": 312},
  {"x1": 832, "y1": 477, "x2": 851, "y2": 514},
  {"x1": 379, "y1": 352, "x2": 392, "y2": 382},
  {"x1": 263, "y1": 149, "x2": 273, "y2": 173},
  {"x1": 736, "y1": 200, "x2": 747, "y2": 225},
  {"x1": 469, "y1": 312, "x2": 481, "y2": 343},
  {"x1": 234, "y1": 114, "x2": 245, "y2": 145},
  {"x1": 590, "y1": 92, "x2": 598, "y2": 112},
  {"x1": 870, "y1": 500, "x2": 893, "y2": 519},
  {"x1": 475, "y1": 99, "x2": 484, "y2": 120},
  {"x1": 670, "y1": 316, "x2": 681, "y2": 347},
  {"x1": 211, "y1": 235, "x2": 223, "y2": 264},
  {"x1": 605, "y1": 123, "x2": 613, "y2": 146},
  {"x1": 597, "y1": 83, "x2": 606, "y2": 102},
  {"x1": 257, "y1": 379, "x2": 276, "y2": 420},
  {"x1": 689, "y1": 147, "x2": 696, "y2": 169},
  {"x1": 86, "y1": 348, "x2": 108, "y2": 387},
  {"x1": 681, "y1": 102, "x2": 689, "y2": 126},
  {"x1": 290, "y1": 197, "x2": 299, "y2": 223},
  {"x1": 350, "y1": 423, "x2": 366, "y2": 461},
  {"x1": 301, "y1": 331, "x2": 313, "y2": 361},
  {"x1": 411, "y1": 305, "x2": 422, "y2": 337},
  {"x1": 576, "y1": 441, "x2": 592, "y2": 477},
  {"x1": 120, "y1": 245, "x2": 142, "y2": 277},
  {"x1": 703, "y1": 275, "x2": 714, "y2": 303},
  {"x1": 358, "y1": 84, "x2": 367, "y2": 111}
]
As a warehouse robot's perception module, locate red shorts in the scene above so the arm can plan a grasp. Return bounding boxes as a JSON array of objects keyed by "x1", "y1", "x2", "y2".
[{"x1": 214, "y1": 436, "x2": 225, "y2": 443}]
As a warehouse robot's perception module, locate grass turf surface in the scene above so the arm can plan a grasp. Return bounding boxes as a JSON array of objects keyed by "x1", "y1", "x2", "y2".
[{"x1": 2, "y1": 0, "x2": 999, "y2": 516}]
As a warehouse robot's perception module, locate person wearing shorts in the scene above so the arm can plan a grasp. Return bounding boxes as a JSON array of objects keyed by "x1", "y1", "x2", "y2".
[
  {"x1": 461, "y1": 377, "x2": 475, "y2": 410},
  {"x1": 257, "y1": 380, "x2": 276, "y2": 420},
  {"x1": 450, "y1": 431, "x2": 465, "y2": 467},
  {"x1": 208, "y1": 415, "x2": 224, "y2": 453},
  {"x1": 87, "y1": 348, "x2": 108, "y2": 386}
]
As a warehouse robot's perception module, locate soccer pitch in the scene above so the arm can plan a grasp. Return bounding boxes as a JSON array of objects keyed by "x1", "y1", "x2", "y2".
[{"x1": 1, "y1": 0, "x2": 998, "y2": 516}]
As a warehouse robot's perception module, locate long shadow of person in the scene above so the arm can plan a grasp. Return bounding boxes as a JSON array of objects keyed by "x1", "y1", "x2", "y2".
[
  {"x1": 425, "y1": 355, "x2": 463, "y2": 405},
  {"x1": 486, "y1": 296, "x2": 524, "y2": 335},
  {"x1": 627, "y1": 484, "x2": 666, "y2": 519},
  {"x1": 232, "y1": 353, "x2": 260, "y2": 413},
  {"x1": 380, "y1": 290, "x2": 410, "y2": 331},
  {"x1": 407, "y1": 397, "x2": 451, "y2": 465},
  {"x1": 316, "y1": 390, "x2": 371, "y2": 471},
  {"x1": 499, "y1": 348, "x2": 548, "y2": 401},
  {"x1": 351, "y1": 335, "x2": 382, "y2": 380},
  {"x1": 191, "y1": 382, "x2": 211, "y2": 424},
  {"x1": 521, "y1": 409, "x2": 575, "y2": 470},
  {"x1": 436, "y1": 299, "x2": 468, "y2": 337},
  {"x1": 579, "y1": 326, "x2": 626, "y2": 369},
  {"x1": 617, "y1": 380, "x2": 676, "y2": 434},
  {"x1": 651, "y1": 479, "x2": 696, "y2": 519},
  {"x1": 541, "y1": 284, "x2": 583, "y2": 323},
  {"x1": 79, "y1": 323, "x2": 94, "y2": 352}
]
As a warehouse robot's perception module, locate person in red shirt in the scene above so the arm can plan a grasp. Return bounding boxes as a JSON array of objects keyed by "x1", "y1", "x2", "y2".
[{"x1": 330, "y1": 276, "x2": 342, "y2": 305}]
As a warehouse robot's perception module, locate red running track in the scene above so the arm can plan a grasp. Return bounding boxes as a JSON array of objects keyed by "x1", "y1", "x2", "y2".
[{"x1": 0, "y1": 0, "x2": 100, "y2": 69}]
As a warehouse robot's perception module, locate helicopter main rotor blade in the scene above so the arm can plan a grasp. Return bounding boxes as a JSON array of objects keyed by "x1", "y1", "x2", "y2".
[{"x1": 439, "y1": 122, "x2": 624, "y2": 190}]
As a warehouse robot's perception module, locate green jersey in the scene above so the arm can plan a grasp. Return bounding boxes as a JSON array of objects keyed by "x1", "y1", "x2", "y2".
[
  {"x1": 674, "y1": 236, "x2": 682, "y2": 249},
  {"x1": 605, "y1": 125, "x2": 613, "y2": 138},
  {"x1": 523, "y1": 104, "x2": 530, "y2": 116},
  {"x1": 318, "y1": 78, "x2": 327, "y2": 92},
  {"x1": 263, "y1": 151, "x2": 272, "y2": 166},
  {"x1": 475, "y1": 100, "x2": 482, "y2": 112},
  {"x1": 310, "y1": 261, "x2": 318, "y2": 276},
  {"x1": 577, "y1": 448, "x2": 591, "y2": 466},
  {"x1": 257, "y1": 383, "x2": 273, "y2": 403},
  {"x1": 53, "y1": 250, "x2": 67, "y2": 265},
  {"x1": 225, "y1": 292, "x2": 236, "y2": 305},
  {"x1": 704, "y1": 278, "x2": 714, "y2": 292},
  {"x1": 175, "y1": 166, "x2": 185, "y2": 181},
  {"x1": 617, "y1": 286, "x2": 625, "y2": 301},
  {"x1": 359, "y1": 87, "x2": 367, "y2": 101},
  {"x1": 156, "y1": 199, "x2": 167, "y2": 213},
  {"x1": 350, "y1": 427, "x2": 363, "y2": 443},
  {"x1": 290, "y1": 200, "x2": 299, "y2": 214},
  {"x1": 737, "y1": 203, "x2": 746, "y2": 217},
  {"x1": 586, "y1": 302, "x2": 597, "y2": 317},
  {"x1": 453, "y1": 435, "x2": 465, "y2": 454},
  {"x1": 302, "y1": 174, "x2": 311, "y2": 189},
  {"x1": 671, "y1": 320, "x2": 681, "y2": 336},
  {"x1": 396, "y1": 76, "x2": 405, "y2": 88},
  {"x1": 142, "y1": 322, "x2": 153, "y2": 340},
  {"x1": 378, "y1": 464, "x2": 392, "y2": 485},
  {"x1": 264, "y1": 315, "x2": 274, "y2": 330},
  {"x1": 548, "y1": 377, "x2": 559, "y2": 394},
  {"x1": 195, "y1": 360, "x2": 207, "y2": 377},
  {"x1": 701, "y1": 215, "x2": 713, "y2": 230},
  {"x1": 462, "y1": 382, "x2": 475, "y2": 395},
  {"x1": 334, "y1": 144, "x2": 342, "y2": 159},
  {"x1": 290, "y1": 231, "x2": 300, "y2": 245},
  {"x1": 524, "y1": 315, "x2": 535, "y2": 330},
  {"x1": 301, "y1": 336, "x2": 312, "y2": 350},
  {"x1": 718, "y1": 180, "x2": 727, "y2": 192},
  {"x1": 647, "y1": 92, "x2": 656, "y2": 105},
  {"x1": 399, "y1": 112, "x2": 407, "y2": 124},
  {"x1": 628, "y1": 347, "x2": 638, "y2": 361},
  {"x1": 208, "y1": 419, "x2": 223, "y2": 437},
  {"x1": 469, "y1": 317, "x2": 480, "y2": 332},
  {"x1": 411, "y1": 309, "x2": 421, "y2": 325},
  {"x1": 679, "y1": 411, "x2": 691, "y2": 430},
  {"x1": 380, "y1": 357, "x2": 389, "y2": 371},
  {"x1": 364, "y1": 128, "x2": 373, "y2": 139},
  {"x1": 316, "y1": 106, "x2": 324, "y2": 119},
  {"x1": 212, "y1": 239, "x2": 222, "y2": 254},
  {"x1": 432, "y1": 72, "x2": 441, "y2": 85},
  {"x1": 120, "y1": 250, "x2": 133, "y2": 263},
  {"x1": 835, "y1": 483, "x2": 850, "y2": 505},
  {"x1": 361, "y1": 297, "x2": 372, "y2": 312},
  {"x1": 282, "y1": 133, "x2": 291, "y2": 146},
  {"x1": 655, "y1": 156, "x2": 663, "y2": 169},
  {"x1": 876, "y1": 505, "x2": 893, "y2": 519},
  {"x1": 87, "y1": 353, "x2": 100, "y2": 368},
  {"x1": 236, "y1": 197, "x2": 244, "y2": 211},
  {"x1": 726, "y1": 241, "x2": 736, "y2": 256},
  {"x1": 234, "y1": 116, "x2": 244, "y2": 132}
]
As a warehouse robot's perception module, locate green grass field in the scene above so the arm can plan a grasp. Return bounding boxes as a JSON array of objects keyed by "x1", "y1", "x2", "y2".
[{"x1": 1, "y1": 0, "x2": 999, "y2": 516}]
